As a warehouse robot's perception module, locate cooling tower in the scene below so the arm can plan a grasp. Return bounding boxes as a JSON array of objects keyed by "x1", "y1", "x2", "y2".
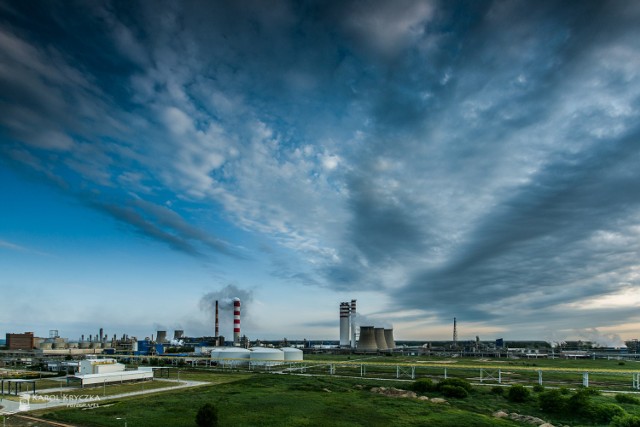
[
  {"x1": 339, "y1": 302, "x2": 350, "y2": 347},
  {"x1": 357, "y1": 326, "x2": 378, "y2": 351},
  {"x1": 156, "y1": 331, "x2": 167, "y2": 343},
  {"x1": 173, "y1": 330, "x2": 184, "y2": 340},
  {"x1": 374, "y1": 327, "x2": 388, "y2": 351},
  {"x1": 233, "y1": 298, "x2": 241, "y2": 343},
  {"x1": 384, "y1": 328, "x2": 395, "y2": 349}
]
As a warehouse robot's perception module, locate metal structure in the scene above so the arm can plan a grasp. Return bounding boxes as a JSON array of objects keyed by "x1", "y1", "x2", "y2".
[
  {"x1": 233, "y1": 298, "x2": 241, "y2": 344},
  {"x1": 339, "y1": 302, "x2": 351, "y2": 347},
  {"x1": 374, "y1": 327, "x2": 388, "y2": 351},
  {"x1": 356, "y1": 326, "x2": 377, "y2": 351}
]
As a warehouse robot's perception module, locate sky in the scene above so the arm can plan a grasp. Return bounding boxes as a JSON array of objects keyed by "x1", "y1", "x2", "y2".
[{"x1": 1, "y1": 1, "x2": 640, "y2": 345}]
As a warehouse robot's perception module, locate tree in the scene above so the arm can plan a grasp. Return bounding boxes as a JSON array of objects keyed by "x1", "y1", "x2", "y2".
[{"x1": 196, "y1": 403, "x2": 219, "y2": 427}]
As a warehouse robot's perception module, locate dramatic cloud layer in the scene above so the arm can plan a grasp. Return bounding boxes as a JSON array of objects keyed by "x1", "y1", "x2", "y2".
[{"x1": 1, "y1": 0, "x2": 640, "y2": 339}]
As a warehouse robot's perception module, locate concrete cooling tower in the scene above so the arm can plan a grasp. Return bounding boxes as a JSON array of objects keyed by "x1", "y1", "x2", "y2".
[
  {"x1": 156, "y1": 331, "x2": 167, "y2": 343},
  {"x1": 357, "y1": 326, "x2": 378, "y2": 351},
  {"x1": 384, "y1": 329, "x2": 395, "y2": 349},
  {"x1": 374, "y1": 327, "x2": 388, "y2": 351}
]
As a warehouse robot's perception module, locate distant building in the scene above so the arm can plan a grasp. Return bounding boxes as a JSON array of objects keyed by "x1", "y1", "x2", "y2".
[{"x1": 6, "y1": 332, "x2": 35, "y2": 350}]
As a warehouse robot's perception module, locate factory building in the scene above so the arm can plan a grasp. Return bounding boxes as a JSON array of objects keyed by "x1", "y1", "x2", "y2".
[
  {"x1": 6, "y1": 332, "x2": 35, "y2": 350},
  {"x1": 69, "y1": 359, "x2": 153, "y2": 387}
]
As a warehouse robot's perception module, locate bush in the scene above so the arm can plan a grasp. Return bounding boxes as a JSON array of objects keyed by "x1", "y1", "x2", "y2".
[
  {"x1": 196, "y1": 403, "x2": 219, "y2": 427},
  {"x1": 559, "y1": 387, "x2": 571, "y2": 395},
  {"x1": 539, "y1": 389, "x2": 568, "y2": 414},
  {"x1": 532, "y1": 384, "x2": 545, "y2": 393},
  {"x1": 436, "y1": 378, "x2": 472, "y2": 392},
  {"x1": 616, "y1": 394, "x2": 640, "y2": 405},
  {"x1": 490, "y1": 386, "x2": 504, "y2": 395},
  {"x1": 586, "y1": 403, "x2": 625, "y2": 423},
  {"x1": 440, "y1": 385, "x2": 469, "y2": 399},
  {"x1": 611, "y1": 414, "x2": 640, "y2": 427},
  {"x1": 507, "y1": 384, "x2": 530, "y2": 403},
  {"x1": 410, "y1": 378, "x2": 435, "y2": 393}
]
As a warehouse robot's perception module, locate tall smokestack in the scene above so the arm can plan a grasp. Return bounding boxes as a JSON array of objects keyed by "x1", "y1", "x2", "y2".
[
  {"x1": 350, "y1": 299, "x2": 357, "y2": 349},
  {"x1": 99, "y1": 328, "x2": 103, "y2": 342},
  {"x1": 215, "y1": 300, "x2": 219, "y2": 338},
  {"x1": 339, "y1": 302, "x2": 350, "y2": 347},
  {"x1": 233, "y1": 297, "x2": 241, "y2": 344}
]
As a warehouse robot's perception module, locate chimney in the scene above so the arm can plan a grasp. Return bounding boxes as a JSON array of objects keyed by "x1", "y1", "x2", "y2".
[
  {"x1": 233, "y1": 298, "x2": 241, "y2": 343},
  {"x1": 215, "y1": 300, "x2": 220, "y2": 338}
]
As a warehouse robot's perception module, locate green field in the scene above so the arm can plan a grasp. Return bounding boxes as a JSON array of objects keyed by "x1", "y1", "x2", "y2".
[{"x1": 7, "y1": 357, "x2": 640, "y2": 426}]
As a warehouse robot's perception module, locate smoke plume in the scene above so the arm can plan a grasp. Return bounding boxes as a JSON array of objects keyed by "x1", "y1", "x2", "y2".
[{"x1": 200, "y1": 284, "x2": 254, "y2": 337}]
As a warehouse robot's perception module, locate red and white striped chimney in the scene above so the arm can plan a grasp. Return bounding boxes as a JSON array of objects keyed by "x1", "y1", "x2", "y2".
[{"x1": 233, "y1": 297, "x2": 241, "y2": 343}]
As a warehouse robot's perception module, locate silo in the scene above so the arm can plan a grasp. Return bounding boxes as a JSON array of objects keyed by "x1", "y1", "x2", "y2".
[
  {"x1": 339, "y1": 302, "x2": 350, "y2": 347},
  {"x1": 250, "y1": 347, "x2": 284, "y2": 366},
  {"x1": 281, "y1": 347, "x2": 304, "y2": 362},
  {"x1": 173, "y1": 330, "x2": 184, "y2": 340},
  {"x1": 384, "y1": 329, "x2": 395, "y2": 349},
  {"x1": 357, "y1": 326, "x2": 378, "y2": 351},
  {"x1": 211, "y1": 347, "x2": 250, "y2": 367},
  {"x1": 156, "y1": 331, "x2": 167, "y2": 343},
  {"x1": 374, "y1": 328, "x2": 388, "y2": 351}
]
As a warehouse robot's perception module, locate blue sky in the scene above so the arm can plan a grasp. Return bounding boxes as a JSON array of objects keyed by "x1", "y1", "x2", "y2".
[{"x1": 1, "y1": 1, "x2": 640, "y2": 345}]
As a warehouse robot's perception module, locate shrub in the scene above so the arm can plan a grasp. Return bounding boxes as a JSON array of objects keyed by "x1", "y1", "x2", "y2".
[
  {"x1": 507, "y1": 384, "x2": 530, "y2": 403},
  {"x1": 559, "y1": 387, "x2": 571, "y2": 395},
  {"x1": 440, "y1": 385, "x2": 469, "y2": 399},
  {"x1": 436, "y1": 378, "x2": 472, "y2": 392},
  {"x1": 611, "y1": 414, "x2": 640, "y2": 427},
  {"x1": 532, "y1": 384, "x2": 545, "y2": 393},
  {"x1": 585, "y1": 403, "x2": 625, "y2": 423},
  {"x1": 196, "y1": 403, "x2": 219, "y2": 427},
  {"x1": 616, "y1": 394, "x2": 640, "y2": 405},
  {"x1": 619, "y1": 361, "x2": 626, "y2": 366},
  {"x1": 410, "y1": 378, "x2": 435, "y2": 393},
  {"x1": 490, "y1": 386, "x2": 504, "y2": 395},
  {"x1": 539, "y1": 389, "x2": 568, "y2": 414}
]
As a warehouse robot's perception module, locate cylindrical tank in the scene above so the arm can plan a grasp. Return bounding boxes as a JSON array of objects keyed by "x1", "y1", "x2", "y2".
[
  {"x1": 39, "y1": 342, "x2": 53, "y2": 350},
  {"x1": 357, "y1": 326, "x2": 377, "y2": 351},
  {"x1": 339, "y1": 302, "x2": 350, "y2": 347},
  {"x1": 79, "y1": 342, "x2": 91, "y2": 349},
  {"x1": 384, "y1": 329, "x2": 395, "y2": 349},
  {"x1": 249, "y1": 347, "x2": 284, "y2": 366},
  {"x1": 281, "y1": 347, "x2": 303, "y2": 362},
  {"x1": 211, "y1": 347, "x2": 250, "y2": 367},
  {"x1": 374, "y1": 328, "x2": 388, "y2": 351},
  {"x1": 156, "y1": 331, "x2": 167, "y2": 343},
  {"x1": 68, "y1": 342, "x2": 79, "y2": 349},
  {"x1": 233, "y1": 298, "x2": 241, "y2": 344},
  {"x1": 173, "y1": 330, "x2": 184, "y2": 340},
  {"x1": 102, "y1": 341, "x2": 112, "y2": 349}
]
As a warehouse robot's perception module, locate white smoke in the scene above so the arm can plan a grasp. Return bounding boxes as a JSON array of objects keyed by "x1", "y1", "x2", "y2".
[
  {"x1": 199, "y1": 284, "x2": 254, "y2": 337},
  {"x1": 574, "y1": 328, "x2": 627, "y2": 348}
]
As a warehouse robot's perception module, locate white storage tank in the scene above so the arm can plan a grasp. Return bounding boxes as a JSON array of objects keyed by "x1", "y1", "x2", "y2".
[
  {"x1": 249, "y1": 347, "x2": 284, "y2": 366},
  {"x1": 281, "y1": 347, "x2": 303, "y2": 362},
  {"x1": 211, "y1": 347, "x2": 251, "y2": 367}
]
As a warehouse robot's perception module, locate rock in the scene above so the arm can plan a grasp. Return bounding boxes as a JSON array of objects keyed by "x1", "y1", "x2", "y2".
[
  {"x1": 322, "y1": 388, "x2": 332, "y2": 393},
  {"x1": 539, "y1": 424, "x2": 555, "y2": 427},
  {"x1": 354, "y1": 385, "x2": 364, "y2": 390},
  {"x1": 492, "y1": 411, "x2": 509, "y2": 418},
  {"x1": 430, "y1": 398, "x2": 447, "y2": 404},
  {"x1": 418, "y1": 396, "x2": 429, "y2": 401}
]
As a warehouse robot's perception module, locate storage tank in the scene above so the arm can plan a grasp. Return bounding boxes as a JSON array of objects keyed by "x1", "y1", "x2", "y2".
[
  {"x1": 384, "y1": 329, "x2": 395, "y2": 349},
  {"x1": 68, "y1": 342, "x2": 79, "y2": 349},
  {"x1": 357, "y1": 326, "x2": 378, "y2": 351},
  {"x1": 374, "y1": 328, "x2": 388, "y2": 351},
  {"x1": 281, "y1": 347, "x2": 303, "y2": 362},
  {"x1": 39, "y1": 342, "x2": 53, "y2": 350},
  {"x1": 249, "y1": 347, "x2": 284, "y2": 366},
  {"x1": 79, "y1": 342, "x2": 91, "y2": 349},
  {"x1": 210, "y1": 347, "x2": 250, "y2": 367}
]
